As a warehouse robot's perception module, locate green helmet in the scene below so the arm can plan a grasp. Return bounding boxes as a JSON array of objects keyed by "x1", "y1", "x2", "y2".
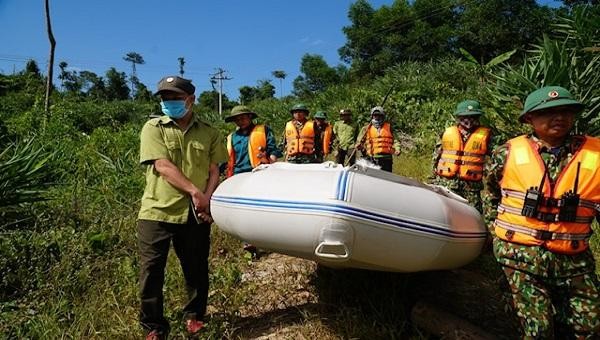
[
  {"x1": 225, "y1": 105, "x2": 257, "y2": 123},
  {"x1": 454, "y1": 100, "x2": 484, "y2": 116},
  {"x1": 519, "y1": 86, "x2": 584, "y2": 122},
  {"x1": 290, "y1": 103, "x2": 309, "y2": 113},
  {"x1": 314, "y1": 111, "x2": 327, "y2": 119}
]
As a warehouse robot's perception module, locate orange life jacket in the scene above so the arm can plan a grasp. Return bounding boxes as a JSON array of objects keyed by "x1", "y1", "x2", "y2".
[
  {"x1": 365, "y1": 123, "x2": 394, "y2": 156},
  {"x1": 285, "y1": 121, "x2": 315, "y2": 157},
  {"x1": 436, "y1": 126, "x2": 491, "y2": 181},
  {"x1": 321, "y1": 124, "x2": 333, "y2": 155},
  {"x1": 226, "y1": 124, "x2": 269, "y2": 178},
  {"x1": 494, "y1": 135, "x2": 600, "y2": 255}
]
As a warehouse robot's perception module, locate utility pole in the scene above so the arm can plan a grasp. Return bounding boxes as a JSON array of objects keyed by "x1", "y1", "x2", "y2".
[{"x1": 210, "y1": 68, "x2": 232, "y2": 117}]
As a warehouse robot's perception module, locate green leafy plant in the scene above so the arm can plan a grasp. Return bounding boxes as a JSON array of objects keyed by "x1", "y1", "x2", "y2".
[
  {"x1": 488, "y1": 6, "x2": 600, "y2": 137},
  {"x1": 0, "y1": 139, "x2": 53, "y2": 216}
]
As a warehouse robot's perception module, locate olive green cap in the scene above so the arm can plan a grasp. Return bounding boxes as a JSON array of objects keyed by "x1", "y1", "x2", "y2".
[
  {"x1": 290, "y1": 103, "x2": 309, "y2": 113},
  {"x1": 314, "y1": 111, "x2": 327, "y2": 119},
  {"x1": 519, "y1": 86, "x2": 584, "y2": 122},
  {"x1": 154, "y1": 75, "x2": 195, "y2": 96},
  {"x1": 454, "y1": 100, "x2": 484, "y2": 116},
  {"x1": 339, "y1": 108, "x2": 352, "y2": 115},
  {"x1": 225, "y1": 105, "x2": 257, "y2": 123}
]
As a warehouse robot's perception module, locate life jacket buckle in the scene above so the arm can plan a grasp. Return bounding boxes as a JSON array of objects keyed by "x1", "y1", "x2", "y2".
[
  {"x1": 535, "y1": 230, "x2": 553, "y2": 241},
  {"x1": 536, "y1": 212, "x2": 559, "y2": 223}
]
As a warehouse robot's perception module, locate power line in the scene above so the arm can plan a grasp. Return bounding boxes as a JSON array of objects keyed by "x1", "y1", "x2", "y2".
[{"x1": 371, "y1": 0, "x2": 478, "y2": 35}]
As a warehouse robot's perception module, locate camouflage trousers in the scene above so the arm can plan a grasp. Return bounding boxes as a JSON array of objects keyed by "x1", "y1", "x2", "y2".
[
  {"x1": 493, "y1": 238, "x2": 600, "y2": 339},
  {"x1": 286, "y1": 154, "x2": 318, "y2": 164},
  {"x1": 429, "y1": 176, "x2": 483, "y2": 213},
  {"x1": 454, "y1": 189, "x2": 482, "y2": 214}
]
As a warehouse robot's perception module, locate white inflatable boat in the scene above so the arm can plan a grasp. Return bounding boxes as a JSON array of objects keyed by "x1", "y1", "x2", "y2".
[{"x1": 211, "y1": 162, "x2": 486, "y2": 272}]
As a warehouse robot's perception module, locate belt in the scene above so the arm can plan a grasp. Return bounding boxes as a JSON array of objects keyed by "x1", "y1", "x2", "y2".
[{"x1": 495, "y1": 219, "x2": 591, "y2": 241}]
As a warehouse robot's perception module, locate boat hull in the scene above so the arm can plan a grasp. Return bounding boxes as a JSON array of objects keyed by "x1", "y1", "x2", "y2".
[{"x1": 211, "y1": 162, "x2": 486, "y2": 272}]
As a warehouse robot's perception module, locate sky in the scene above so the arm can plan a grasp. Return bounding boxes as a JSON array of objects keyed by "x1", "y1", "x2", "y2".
[{"x1": 0, "y1": 0, "x2": 562, "y2": 101}]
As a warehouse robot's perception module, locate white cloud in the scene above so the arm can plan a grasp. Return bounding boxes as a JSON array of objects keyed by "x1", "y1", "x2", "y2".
[{"x1": 299, "y1": 37, "x2": 325, "y2": 46}]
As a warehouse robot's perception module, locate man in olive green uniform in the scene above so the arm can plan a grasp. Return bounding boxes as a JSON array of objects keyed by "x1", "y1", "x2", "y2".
[
  {"x1": 431, "y1": 100, "x2": 493, "y2": 213},
  {"x1": 281, "y1": 103, "x2": 322, "y2": 164},
  {"x1": 484, "y1": 86, "x2": 600, "y2": 339},
  {"x1": 333, "y1": 108, "x2": 357, "y2": 166},
  {"x1": 137, "y1": 76, "x2": 228, "y2": 340}
]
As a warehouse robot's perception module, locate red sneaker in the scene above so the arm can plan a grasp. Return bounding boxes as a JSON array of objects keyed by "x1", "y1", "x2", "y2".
[
  {"x1": 185, "y1": 319, "x2": 205, "y2": 335},
  {"x1": 145, "y1": 329, "x2": 166, "y2": 340},
  {"x1": 243, "y1": 243, "x2": 257, "y2": 252}
]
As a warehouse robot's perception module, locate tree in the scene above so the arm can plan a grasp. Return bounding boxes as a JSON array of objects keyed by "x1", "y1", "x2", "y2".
[
  {"x1": 256, "y1": 80, "x2": 275, "y2": 100},
  {"x1": 123, "y1": 52, "x2": 145, "y2": 98},
  {"x1": 338, "y1": 0, "x2": 556, "y2": 79},
  {"x1": 134, "y1": 82, "x2": 153, "y2": 102},
  {"x1": 105, "y1": 67, "x2": 130, "y2": 100},
  {"x1": 24, "y1": 60, "x2": 41, "y2": 77},
  {"x1": 44, "y1": 0, "x2": 56, "y2": 116},
  {"x1": 238, "y1": 80, "x2": 275, "y2": 104},
  {"x1": 405, "y1": 0, "x2": 456, "y2": 60},
  {"x1": 456, "y1": 0, "x2": 553, "y2": 64},
  {"x1": 178, "y1": 57, "x2": 185, "y2": 77},
  {"x1": 563, "y1": 0, "x2": 599, "y2": 6},
  {"x1": 238, "y1": 86, "x2": 257, "y2": 105},
  {"x1": 58, "y1": 61, "x2": 81, "y2": 93},
  {"x1": 271, "y1": 70, "x2": 287, "y2": 98},
  {"x1": 197, "y1": 90, "x2": 233, "y2": 112},
  {"x1": 292, "y1": 54, "x2": 341, "y2": 97},
  {"x1": 338, "y1": 0, "x2": 380, "y2": 78},
  {"x1": 79, "y1": 71, "x2": 106, "y2": 99}
]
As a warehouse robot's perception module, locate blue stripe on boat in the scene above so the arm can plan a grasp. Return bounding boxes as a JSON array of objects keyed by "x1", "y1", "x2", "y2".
[
  {"x1": 212, "y1": 195, "x2": 486, "y2": 239},
  {"x1": 335, "y1": 171, "x2": 344, "y2": 200}
]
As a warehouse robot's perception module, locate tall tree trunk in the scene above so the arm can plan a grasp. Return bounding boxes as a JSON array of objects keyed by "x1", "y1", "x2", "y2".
[{"x1": 44, "y1": 0, "x2": 56, "y2": 118}]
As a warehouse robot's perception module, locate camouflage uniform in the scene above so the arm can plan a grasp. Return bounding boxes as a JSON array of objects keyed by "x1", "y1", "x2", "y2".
[
  {"x1": 314, "y1": 121, "x2": 331, "y2": 163},
  {"x1": 356, "y1": 106, "x2": 402, "y2": 173},
  {"x1": 281, "y1": 120, "x2": 322, "y2": 164},
  {"x1": 483, "y1": 134, "x2": 600, "y2": 339},
  {"x1": 431, "y1": 126, "x2": 496, "y2": 214}
]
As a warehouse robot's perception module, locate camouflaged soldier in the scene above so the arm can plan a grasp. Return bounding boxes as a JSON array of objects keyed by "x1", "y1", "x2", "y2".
[
  {"x1": 432, "y1": 100, "x2": 493, "y2": 213},
  {"x1": 313, "y1": 110, "x2": 333, "y2": 163},
  {"x1": 484, "y1": 86, "x2": 600, "y2": 339},
  {"x1": 355, "y1": 106, "x2": 401, "y2": 172},
  {"x1": 282, "y1": 103, "x2": 322, "y2": 164}
]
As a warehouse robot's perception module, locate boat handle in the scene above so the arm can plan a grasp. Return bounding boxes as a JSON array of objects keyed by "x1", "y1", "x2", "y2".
[{"x1": 314, "y1": 241, "x2": 350, "y2": 260}]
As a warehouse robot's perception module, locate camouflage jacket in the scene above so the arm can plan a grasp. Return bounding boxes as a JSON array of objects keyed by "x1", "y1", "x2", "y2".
[
  {"x1": 356, "y1": 122, "x2": 402, "y2": 157},
  {"x1": 430, "y1": 125, "x2": 496, "y2": 192},
  {"x1": 280, "y1": 120, "x2": 322, "y2": 163}
]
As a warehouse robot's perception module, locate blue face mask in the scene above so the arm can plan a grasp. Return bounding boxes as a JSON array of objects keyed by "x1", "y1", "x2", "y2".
[{"x1": 160, "y1": 100, "x2": 188, "y2": 119}]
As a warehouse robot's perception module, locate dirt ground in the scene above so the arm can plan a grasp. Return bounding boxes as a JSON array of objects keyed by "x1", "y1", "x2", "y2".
[{"x1": 229, "y1": 251, "x2": 521, "y2": 340}]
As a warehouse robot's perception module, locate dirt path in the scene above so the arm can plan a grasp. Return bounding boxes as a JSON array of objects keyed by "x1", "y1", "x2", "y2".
[{"x1": 230, "y1": 252, "x2": 520, "y2": 339}]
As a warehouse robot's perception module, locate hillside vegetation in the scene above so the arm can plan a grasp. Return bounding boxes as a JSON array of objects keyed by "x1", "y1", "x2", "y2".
[{"x1": 1, "y1": 3, "x2": 599, "y2": 339}]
